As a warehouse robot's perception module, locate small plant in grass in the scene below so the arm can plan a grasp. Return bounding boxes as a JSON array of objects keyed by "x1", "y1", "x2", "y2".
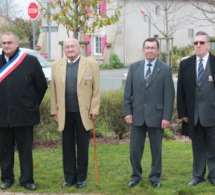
[
  {"x1": 34, "y1": 87, "x2": 60, "y2": 145},
  {"x1": 99, "y1": 89, "x2": 130, "y2": 139},
  {"x1": 164, "y1": 128, "x2": 173, "y2": 140},
  {"x1": 99, "y1": 64, "x2": 112, "y2": 69},
  {"x1": 109, "y1": 53, "x2": 125, "y2": 69}
]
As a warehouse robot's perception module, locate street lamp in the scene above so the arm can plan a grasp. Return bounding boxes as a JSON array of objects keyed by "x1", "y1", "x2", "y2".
[{"x1": 141, "y1": 9, "x2": 151, "y2": 38}]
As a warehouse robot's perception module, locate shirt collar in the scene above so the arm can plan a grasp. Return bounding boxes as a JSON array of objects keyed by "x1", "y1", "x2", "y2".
[
  {"x1": 196, "y1": 52, "x2": 209, "y2": 63},
  {"x1": 144, "y1": 58, "x2": 157, "y2": 67},
  {"x1": 4, "y1": 55, "x2": 9, "y2": 62},
  {"x1": 67, "y1": 55, "x2": 80, "y2": 64}
]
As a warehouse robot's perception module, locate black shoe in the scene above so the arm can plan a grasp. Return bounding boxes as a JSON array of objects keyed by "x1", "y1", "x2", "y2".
[
  {"x1": 1, "y1": 182, "x2": 13, "y2": 190},
  {"x1": 128, "y1": 180, "x2": 139, "y2": 187},
  {"x1": 61, "y1": 181, "x2": 75, "y2": 188},
  {"x1": 209, "y1": 179, "x2": 215, "y2": 186},
  {"x1": 188, "y1": 179, "x2": 205, "y2": 186},
  {"x1": 76, "y1": 180, "x2": 87, "y2": 189},
  {"x1": 151, "y1": 181, "x2": 161, "y2": 188},
  {"x1": 22, "y1": 183, "x2": 36, "y2": 191}
]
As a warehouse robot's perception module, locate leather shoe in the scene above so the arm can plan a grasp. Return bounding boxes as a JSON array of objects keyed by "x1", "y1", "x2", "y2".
[
  {"x1": 188, "y1": 179, "x2": 205, "y2": 186},
  {"x1": 1, "y1": 182, "x2": 13, "y2": 190},
  {"x1": 151, "y1": 181, "x2": 161, "y2": 188},
  {"x1": 128, "y1": 180, "x2": 139, "y2": 187},
  {"x1": 209, "y1": 179, "x2": 215, "y2": 186},
  {"x1": 76, "y1": 180, "x2": 87, "y2": 189},
  {"x1": 61, "y1": 181, "x2": 75, "y2": 188},
  {"x1": 22, "y1": 183, "x2": 36, "y2": 191}
]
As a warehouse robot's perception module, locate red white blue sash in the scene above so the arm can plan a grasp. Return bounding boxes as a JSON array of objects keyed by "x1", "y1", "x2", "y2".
[{"x1": 0, "y1": 50, "x2": 27, "y2": 83}]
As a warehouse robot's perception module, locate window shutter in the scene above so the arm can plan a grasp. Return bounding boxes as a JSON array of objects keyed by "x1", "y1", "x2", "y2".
[
  {"x1": 101, "y1": 35, "x2": 107, "y2": 55},
  {"x1": 85, "y1": 35, "x2": 91, "y2": 56},
  {"x1": 100, "y1": 0, "x2": 106, "y2": 17}
]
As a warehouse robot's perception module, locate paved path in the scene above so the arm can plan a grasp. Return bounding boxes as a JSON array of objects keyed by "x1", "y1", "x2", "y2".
[
  {"x1": 100, "y1": 68, "x2": 178, "y2": 94},
  {"x1": 100, "y1": 68, "x2": 128, "y2": 91}
]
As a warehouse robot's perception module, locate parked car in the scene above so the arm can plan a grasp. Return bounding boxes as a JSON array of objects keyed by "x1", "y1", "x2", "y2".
[{"x1": 0, "y1": 48, "x2": 51, "y2": 83}]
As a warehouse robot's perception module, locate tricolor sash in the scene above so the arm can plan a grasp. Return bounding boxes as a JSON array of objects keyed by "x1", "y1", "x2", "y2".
[{"x1": 0, "y1": 50, "x2": 27, "y2": 83}]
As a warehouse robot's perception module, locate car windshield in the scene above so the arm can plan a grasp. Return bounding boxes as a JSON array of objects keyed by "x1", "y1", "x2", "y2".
[{"x1": 26, "y1": 51, "x2": 50, "y2": 68}]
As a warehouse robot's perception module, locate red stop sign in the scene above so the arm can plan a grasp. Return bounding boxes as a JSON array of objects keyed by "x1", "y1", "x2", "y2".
[{"x1": 28, "y1": 2, "x2": 39, "y2": 20}]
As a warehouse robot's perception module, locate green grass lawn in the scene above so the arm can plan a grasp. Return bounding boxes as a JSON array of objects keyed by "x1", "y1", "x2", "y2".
[{"x1": 1, "y1": 140, "x2": 215, "y2": 194}]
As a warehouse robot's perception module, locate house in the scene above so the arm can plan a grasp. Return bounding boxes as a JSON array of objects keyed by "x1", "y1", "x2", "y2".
[{"x1": 37, "y1": 0, "x2": 215, "y2": 65}]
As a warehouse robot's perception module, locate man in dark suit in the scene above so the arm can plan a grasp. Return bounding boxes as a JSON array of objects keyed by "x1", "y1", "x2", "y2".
[
  {"x1": 177, "y1": 31, "x2": 215, "y2": 186},
  {"x1": 123, "y1": 38, "x2": 175, "y2": 188},
  {"x1": 0, "y1": 32, "x2": 47, "y2": 190}
]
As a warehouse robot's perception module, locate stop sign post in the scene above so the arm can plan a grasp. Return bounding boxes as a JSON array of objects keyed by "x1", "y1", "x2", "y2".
[{"x1": 28, "y1": 2, "x2": 39, "y2": 51}]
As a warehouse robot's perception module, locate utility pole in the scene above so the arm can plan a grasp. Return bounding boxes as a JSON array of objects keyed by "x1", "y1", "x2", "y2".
[{"x1": 6, "y1": 0, "x2": 9, "y2": 17}]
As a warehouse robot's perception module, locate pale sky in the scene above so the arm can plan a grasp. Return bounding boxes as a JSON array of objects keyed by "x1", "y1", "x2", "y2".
[{"x1": 14, "y1": 0, "x2": 38, "y2": 19}]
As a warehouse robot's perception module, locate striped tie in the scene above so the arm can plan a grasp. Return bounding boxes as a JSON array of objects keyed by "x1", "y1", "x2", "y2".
[
  {"x1": 145, "y1": 63, "x2": 152, "y2": 84},
  {"x1": 197, "y1": 59, "x2": 204, "y2": 86}
]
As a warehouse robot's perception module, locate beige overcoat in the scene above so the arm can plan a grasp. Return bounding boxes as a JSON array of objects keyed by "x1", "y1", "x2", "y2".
[{"x1": 51, "y1": 56, "x2": 100, "y2": 131}]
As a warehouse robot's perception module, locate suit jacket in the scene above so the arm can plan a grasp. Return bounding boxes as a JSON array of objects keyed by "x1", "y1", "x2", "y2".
[
  {"x1": 0, "y1": 48, "x2": 47, "y2": 127},
  {"x1": 177, "y1": 52, "x2": 215, "y2": 139},
  {"x1": 51, "y1": 56, "x2": 100, "y2": 131},
  {"x1": 123, "y1": 59, "x2": 175, "y2": 128}
]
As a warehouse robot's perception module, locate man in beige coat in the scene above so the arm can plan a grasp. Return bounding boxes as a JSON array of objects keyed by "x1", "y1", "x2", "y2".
[{"x1": 51, "y1": 38, "x2": 100, "y2": 189}]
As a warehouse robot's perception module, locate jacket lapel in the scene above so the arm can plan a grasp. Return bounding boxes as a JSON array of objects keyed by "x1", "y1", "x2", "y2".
[
  {"x1": 209, "y1": 53, "x2": 215, "y2": 86},
  {"x1": 189, "y1": 55, "x2": 196, "y2": 85},
  {"x1": 200, "y1": 58, "x2": 210, "y2": 87},
  {"x1": 139, "y1": 60, "x2": 145, "y2": 87},
  {"x1": 77, "y1": 56, "x2": 87, "y2": 86},
  {"x1": 59, "y1": 58, "x2": 67, "y2": 84}
]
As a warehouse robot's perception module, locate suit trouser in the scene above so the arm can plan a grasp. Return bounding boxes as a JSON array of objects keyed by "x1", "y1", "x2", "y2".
[
  {"x1": 0, "y1": 126, "x2": 34, "y2": 185},
  {"x1": 192, "y1": 120, "x2": 215, "y2": 181},
  {"x1": 130, "y1": 123, "x2": 163, "y2": 183},
  {"x1": 62, "y1": 112, "x2": 90, "y2": 183}
]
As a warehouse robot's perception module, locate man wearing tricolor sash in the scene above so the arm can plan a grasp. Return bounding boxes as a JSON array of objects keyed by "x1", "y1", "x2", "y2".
[{"x1": 0, "y1": 32, "x2": 47, "y2": 191}]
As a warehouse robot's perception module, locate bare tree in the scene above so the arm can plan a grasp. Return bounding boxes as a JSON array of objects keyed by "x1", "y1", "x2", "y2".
[
  {"x1": 188, "y1": 0, "x2": 215, "y2": 26},
  {"x1": 0, "y1": 0, "x2": 23, "y2": 19},
  {"x1": 137, "y1": 0, "x2": 196, "y2": 65}
]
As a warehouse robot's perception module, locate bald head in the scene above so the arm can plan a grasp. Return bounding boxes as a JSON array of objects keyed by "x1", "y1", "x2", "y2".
[{"x1": 63, "y1": 38, "x2": 81, "y2": 61}]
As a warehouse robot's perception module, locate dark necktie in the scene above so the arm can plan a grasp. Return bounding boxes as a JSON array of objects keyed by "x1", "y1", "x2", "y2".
[
  {"x1": 145, "y1": 63, "x2": 152, "y2": 84},
  {"x1": 197, "y1": 59, "x2": 204, "y2": 86}
]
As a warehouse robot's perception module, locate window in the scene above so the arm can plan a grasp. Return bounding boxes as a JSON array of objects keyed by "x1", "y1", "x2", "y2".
[
  {"x1": 95, "y1": 37, "x2": 102, "y2": 55},
  {"x1": 155, "y1": 5, "x2": 160, "y2": 15}
]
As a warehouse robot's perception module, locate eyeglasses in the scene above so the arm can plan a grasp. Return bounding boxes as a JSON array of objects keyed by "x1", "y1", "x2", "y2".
[
  {"x1": 2, "y1": 41, "x2": 16, "y2": 46},
  {"x1": 193, "y1": 41, "x2": 208, "y2": 45},
  {"x1": 144, "y1": 47, "x2": 158, "y2": 50}
]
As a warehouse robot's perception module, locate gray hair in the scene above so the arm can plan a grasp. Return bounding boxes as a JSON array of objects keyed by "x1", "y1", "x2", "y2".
[
  {"x1": 2, "y1": 31, "x2": 19, "y2": 42},
  {"x1": 195, "y1": 31, "x2": 210, "y2": 42}
]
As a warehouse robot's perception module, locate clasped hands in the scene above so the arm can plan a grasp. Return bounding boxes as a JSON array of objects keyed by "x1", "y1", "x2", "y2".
[{"x1": 125, "y1": 115, "x2": 170, "y2": 129}]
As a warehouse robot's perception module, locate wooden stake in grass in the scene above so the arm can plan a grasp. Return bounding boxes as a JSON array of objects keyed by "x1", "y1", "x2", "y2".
[{"x1": 92, "y1": 118, "x2": 98, "y2": 186}]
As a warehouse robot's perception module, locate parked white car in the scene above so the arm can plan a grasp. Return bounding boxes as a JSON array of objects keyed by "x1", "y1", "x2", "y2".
[{"x1": 0, "y1": 48, "x2": 51, "y2": 83}]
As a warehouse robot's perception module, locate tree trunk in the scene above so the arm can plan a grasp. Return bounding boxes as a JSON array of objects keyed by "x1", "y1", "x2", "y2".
[
  {"x1": 74, "y1": 2, "x2": 79, "y2": 39},
  {"x1": 166, "y1": 38, "x2": 170, "y2": 65}
]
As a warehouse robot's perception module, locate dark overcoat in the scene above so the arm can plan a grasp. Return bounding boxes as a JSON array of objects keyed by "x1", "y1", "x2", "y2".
[{"x1": 0, "y1": 48, "x2": 47, "y2": 127}]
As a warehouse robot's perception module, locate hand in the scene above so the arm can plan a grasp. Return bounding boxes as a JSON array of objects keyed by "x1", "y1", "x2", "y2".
[
  {"x1": 181, "y1": 117, "x2": 189, "y2": 123},
  {"x1": 125, "y1": 115, "x2": 133, "y2": 124},
  {"x1": 53, "y1": 114, "x2": 58, "y2": 122},
  {"x1": 89, "y1": 114, "x2": 97, "y2": 120},
  {"x1": 161, "y1": 119, "x2": 170, "y2": 129}
]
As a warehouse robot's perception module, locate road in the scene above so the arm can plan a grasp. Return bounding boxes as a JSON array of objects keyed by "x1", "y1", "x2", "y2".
[
  {"x1": 100, "y1": 68, "x2": 178, "y2": 94},
  {"x1": 100, "y1": 68, "x2": 128, "y2": 91}
]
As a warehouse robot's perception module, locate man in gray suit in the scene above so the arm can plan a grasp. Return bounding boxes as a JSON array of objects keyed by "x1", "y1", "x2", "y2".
[
  {"x1": 177, "y1": 31, "x2": 215, "y2": 186},
  {"x1": 123, "y1": 38, "x2": 175, "y2": 188}
]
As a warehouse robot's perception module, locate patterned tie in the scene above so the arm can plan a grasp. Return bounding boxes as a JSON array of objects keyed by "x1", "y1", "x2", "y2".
[
  {"x1": 145, "y1": 63, "x2": 152, "y2": 84},
  {"x1": 197, "y1": 59, "x2": 204, "y2": 86}
]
